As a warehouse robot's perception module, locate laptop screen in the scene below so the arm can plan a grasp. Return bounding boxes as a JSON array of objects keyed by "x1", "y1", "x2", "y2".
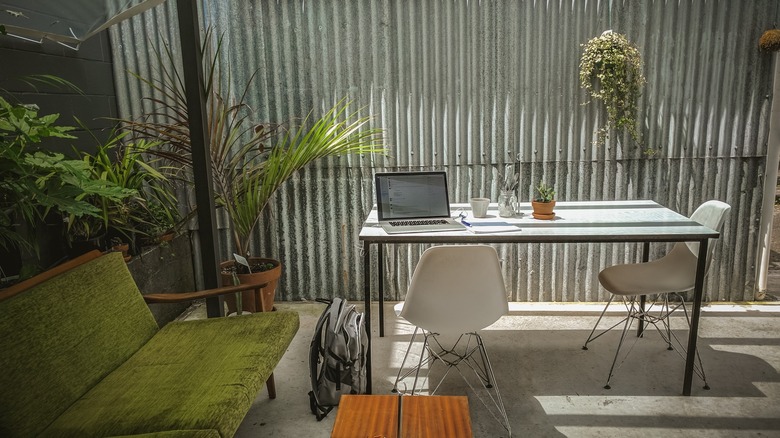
[{"x1": 375, "y1": 172, "x2": 452, "y2": 221}]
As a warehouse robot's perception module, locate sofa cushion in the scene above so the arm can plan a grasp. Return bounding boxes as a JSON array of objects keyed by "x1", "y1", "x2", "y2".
[
  {"x1": 41, "y1": 310, "x2": 300, "y2": 437},
  {"x1": 0, "y1": 252, "x2": 159, "y2": 437}
]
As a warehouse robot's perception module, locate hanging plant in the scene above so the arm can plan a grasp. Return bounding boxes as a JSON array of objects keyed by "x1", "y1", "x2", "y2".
[{"x1": 580, "y1": 31, "x2": 646, "y2": 147}]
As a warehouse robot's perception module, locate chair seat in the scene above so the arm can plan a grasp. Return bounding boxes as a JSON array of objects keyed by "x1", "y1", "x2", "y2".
[
  {"x1": 394, "y1": 301, "x2": 404, "y2": 316},
  {"x1": 599, "y1": 244, "x2": 698, "y2": 296}
]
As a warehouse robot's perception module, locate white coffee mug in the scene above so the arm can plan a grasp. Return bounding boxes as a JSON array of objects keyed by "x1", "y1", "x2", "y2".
[{"x1": 469, "y1": 197, "x2": 490, "y2": 218}]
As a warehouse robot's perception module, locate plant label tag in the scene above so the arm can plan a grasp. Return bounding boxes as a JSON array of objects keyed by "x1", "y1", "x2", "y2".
[{"x1": 233, "y1": 253, "x2": 252, "y2": 273}]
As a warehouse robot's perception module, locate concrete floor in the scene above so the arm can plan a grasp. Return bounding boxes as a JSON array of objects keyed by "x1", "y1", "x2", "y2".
[{"x1": 182, "y1": 301, "x2": 780, "y2": 437}]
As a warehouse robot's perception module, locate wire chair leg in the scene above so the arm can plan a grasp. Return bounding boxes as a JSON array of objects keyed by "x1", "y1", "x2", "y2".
[
  {"x1": 662, "y1": 294, "x2": 674, "y2": 350},
  {"x1": 583, "y1": 295, "x2": 617, "y2": 350},
  {"x1": 475, "y1": 334, "x2": 511, "y2": 436},
  {"x1": 604, "y1": 298, "x2": 637, "y2": 389},
  {"x1": 475, "y1": 334, "x2": 493, "y2": 388},
  {"x1": 410, "y1": 332, "x2": 430, "y2": 395},
  {"x1": 392, "y1": 327, "x2": 419, "y2": 393}
]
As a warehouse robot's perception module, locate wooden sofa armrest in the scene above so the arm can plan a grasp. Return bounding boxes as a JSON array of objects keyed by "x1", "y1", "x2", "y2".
[{"x1": 143, "y1": 281, "x2": 271, "y2": 313}]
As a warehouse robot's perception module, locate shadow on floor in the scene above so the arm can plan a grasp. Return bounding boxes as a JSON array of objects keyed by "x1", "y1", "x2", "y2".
[{"x1": 230, "y1": 302, "x2": 780, "y2": 438}]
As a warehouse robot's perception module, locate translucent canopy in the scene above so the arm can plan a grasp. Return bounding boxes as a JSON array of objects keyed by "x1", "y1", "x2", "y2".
[{"x1": 0, "y1": 0, "x2": 166, "y2": 49}]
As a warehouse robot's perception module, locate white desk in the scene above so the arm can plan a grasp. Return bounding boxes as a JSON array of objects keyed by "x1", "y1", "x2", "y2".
[{"x1": 359, "y1": 200, "x2": 720, "y2": 396}]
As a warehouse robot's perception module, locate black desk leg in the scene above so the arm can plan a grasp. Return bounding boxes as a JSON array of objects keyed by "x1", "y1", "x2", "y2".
[
  {"x1": 637, "y1": 242, "x2": 650, "y2": 337},
  {"x1": 683, "y1": 238, "x2": 708, "y2": 396},
  {"x1": 378, "y1": 244, "x2": 385, "y2": 338},
  {"x1": 363, "y1": 240, "x2": 372, "y2": 394}
]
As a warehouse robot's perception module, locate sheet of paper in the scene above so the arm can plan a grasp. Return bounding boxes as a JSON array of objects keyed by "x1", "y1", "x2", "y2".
[{"x1": 466, "y1": 223, "x2": 522, "y2": 234}]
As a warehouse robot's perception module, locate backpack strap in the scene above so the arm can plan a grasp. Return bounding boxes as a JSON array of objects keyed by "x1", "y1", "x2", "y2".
[{"x1": 309, "y1": 299, "x2": 334, "y2": 420}]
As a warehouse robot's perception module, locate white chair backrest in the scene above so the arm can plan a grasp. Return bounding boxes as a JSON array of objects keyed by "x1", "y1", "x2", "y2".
[
  {"x1": 681, "y1": 200, "x2": 731, "y2": 272},
  {"x1": 399, "y1": 245, "x2": 509, "y2": 335}
]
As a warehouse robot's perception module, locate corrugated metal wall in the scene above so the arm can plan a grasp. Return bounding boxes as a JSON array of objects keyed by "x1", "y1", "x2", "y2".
[{"x1": 110, "y1": 0, "x2": 779, "y2": 302}]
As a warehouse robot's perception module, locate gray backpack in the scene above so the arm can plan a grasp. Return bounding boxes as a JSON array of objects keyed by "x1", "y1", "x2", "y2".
[{"x1": 308, "y1": 298, "x2": 368, "y2": 420}]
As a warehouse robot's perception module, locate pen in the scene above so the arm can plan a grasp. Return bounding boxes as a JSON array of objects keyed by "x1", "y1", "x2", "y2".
[{"x1": 461, "y1": 219, "x2": 472, "y2": 227}]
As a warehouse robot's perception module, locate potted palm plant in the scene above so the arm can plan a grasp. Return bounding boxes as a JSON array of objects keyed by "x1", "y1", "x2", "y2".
[
  {"x1": 219, "y1": 100, "x2": 384, "y2": 312},
  {"x1": 124, "y1": 30, "x2": 385, "y2": 312},
  {"x1": 532, "y1": 181, "x2": 556, "y2": 220}
]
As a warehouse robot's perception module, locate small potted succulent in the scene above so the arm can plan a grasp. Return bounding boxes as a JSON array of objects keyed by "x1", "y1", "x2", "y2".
[{"x1": 532, "y1": 181, "x2": 556, "y2": 220}]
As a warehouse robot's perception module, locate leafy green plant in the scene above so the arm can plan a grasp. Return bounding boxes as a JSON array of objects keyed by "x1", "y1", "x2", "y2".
[
  {"x1": 534, "y1": 181, "x2": 555, "y2": 203},
  {"x1": 0, "y1": 96, "x2": 131, "y2": 251},
  {"x1": 138, "y1": 199, "x2": 182, "y2": 243},
  {"x1": 579, "y1": 31, "x2": 646, "y2": 147},
  {"x1": 73, "y1": 127, "x2": 177, "y2": 243}
]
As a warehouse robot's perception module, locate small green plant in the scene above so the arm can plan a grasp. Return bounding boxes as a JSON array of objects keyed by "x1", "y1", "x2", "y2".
[
  {"x1": 140, "y1": 200, "x2": 182, "y2": 240},
  {"x1": 580, "y1": 31, "x2": 646, "y2": 147},
  {"x1": 535, "y1": 181, "x2": 555, "y2": 203}
]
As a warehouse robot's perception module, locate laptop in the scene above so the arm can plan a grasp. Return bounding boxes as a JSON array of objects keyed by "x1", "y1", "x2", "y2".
[{"x1": 375, "y1": 171, "x2": 467, "y2": 234}]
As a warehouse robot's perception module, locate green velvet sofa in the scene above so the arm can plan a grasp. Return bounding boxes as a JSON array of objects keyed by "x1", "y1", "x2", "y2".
[{"x1": 0, "y1": 251, "x2": 299, "y2": 437}]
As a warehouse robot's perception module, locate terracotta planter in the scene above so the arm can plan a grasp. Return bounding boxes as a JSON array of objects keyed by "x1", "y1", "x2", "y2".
[
  {"x1": 531, "y1": 200, "x2": 556, "y2": 220},
  {"x1": 220, "y1": 257, "x2": 281, "y2": 313}
]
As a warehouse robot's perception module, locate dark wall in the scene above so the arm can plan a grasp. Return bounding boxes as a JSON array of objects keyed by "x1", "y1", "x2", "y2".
[
  {"x1": 0, "y1": 30, "x2": 119, "y2": 156},
  {"x1": 0, "y1": 31, "x2": 119, "y2": 279}
]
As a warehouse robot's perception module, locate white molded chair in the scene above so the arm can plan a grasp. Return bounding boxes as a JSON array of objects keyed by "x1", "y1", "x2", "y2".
[
  {"x1": 582, "y1": 200, "x2": 731, "y2": 390},
  {"x1": 392, "y1": 245, "x2": 510, "y2": 435}
]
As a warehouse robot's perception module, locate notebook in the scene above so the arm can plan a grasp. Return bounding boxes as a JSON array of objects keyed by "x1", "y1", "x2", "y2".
[{"x1": 375, "y1": 171, "x2": 467, "y2": 234}]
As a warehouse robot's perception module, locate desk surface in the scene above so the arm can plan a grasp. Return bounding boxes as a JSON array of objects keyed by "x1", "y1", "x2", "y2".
[{"x1": 359, "y1": 200, "x2": 719, "y2": 243}]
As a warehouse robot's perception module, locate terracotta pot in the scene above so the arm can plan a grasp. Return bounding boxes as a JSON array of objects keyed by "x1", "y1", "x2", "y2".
[
  {"x1": 532, "y1": 200, "x2": 556, "y2": 219},
  {"x1": 220, "y1": 257, "x2": 281, "y2": 313}
]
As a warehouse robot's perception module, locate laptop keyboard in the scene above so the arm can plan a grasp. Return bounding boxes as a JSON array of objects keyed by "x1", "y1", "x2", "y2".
[{"x1": 389, "y1": 219, "x2": 449, "y2": 226}]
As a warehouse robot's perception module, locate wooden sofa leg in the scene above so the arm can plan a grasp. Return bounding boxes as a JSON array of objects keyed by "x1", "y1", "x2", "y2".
[{"x1": 266, "y1": 372, "x2": 277, "y2": 399}]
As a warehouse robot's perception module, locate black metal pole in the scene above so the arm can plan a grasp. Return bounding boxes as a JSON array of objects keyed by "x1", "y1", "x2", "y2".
[
  {"x1": 637, "y1": 241, "x2": 650, "y2": 337},
  {"x1": 176, "y1": 0, "x2": 222, "y2": 317},
  {"x1": 363, "y1": 240, "x2": 372, "y2": 394},
  {"x1": 684, "y1": 238, "x2": 709, "y2": 396},
  {"x1": 378, "y1": 243, "x2": 384, "y2": 337}
]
